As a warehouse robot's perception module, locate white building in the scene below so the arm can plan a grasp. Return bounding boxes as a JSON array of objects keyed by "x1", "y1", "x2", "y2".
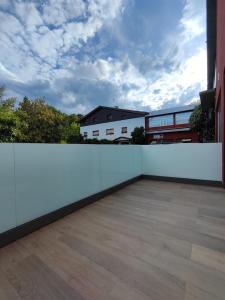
[{"x1": 80, "y1": 106, "x2": 148, "y2": 143}]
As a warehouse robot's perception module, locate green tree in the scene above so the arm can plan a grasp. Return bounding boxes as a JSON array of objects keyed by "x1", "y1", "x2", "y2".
[
  {"x1": 61, "y1": 114, "x2": 83, "y2": 144},
  {"x1": 16, "y1": 97, "x2": 65, "y2": 143},
  {"x1": 131, "y1": 127, "x2": 146, "y2": 144},
  {"x1": 0, "y1": 97, "x2": 22, "y2": 142},
  {"x1": 99, "y1": 139, "x2": 113, "y2": 144},
  {"x1": 82, "y1": 138, "x2": 114, "y2": 144},
  {"x1": 0, "y1": 87, "x2": 84, "y2": 144},
  {"x1": 66, "y1": 121, "x2": 83, "y2": 143},
  {"x1": 189, "y1": 104, "x2": 215, "y2": 142}
]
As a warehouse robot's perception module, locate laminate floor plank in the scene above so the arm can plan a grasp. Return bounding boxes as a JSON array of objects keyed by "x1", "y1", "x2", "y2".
[
  {"x1": 17, "y1": 228, "x2": 150, "y2": 300},
  {"x1": 191, "y1": 244, "x2": 225, "y2": 274},
  {"x1": 5, "y1": 254, "x2": 85, "y2": 300},
  {"x1": 56, "y1": 216, "x2": 225, "y2": 299},
  {"x1": 61, "y1": 233, "x2": 185, "y2": 300},
  {"x1": 0, "y1": 273, "x2": 21, "y2": 300},
  {"x1": 184, "y1": 283, "x2": 223, "y2": 300},
  {"x1": 0, "y1": 180, "x2": 225, "y2": 300}
]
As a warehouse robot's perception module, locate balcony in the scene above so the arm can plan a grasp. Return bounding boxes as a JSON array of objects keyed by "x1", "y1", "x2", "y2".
[{"x1": 0, "y1": 143, "x2": 224, "y2": 300}]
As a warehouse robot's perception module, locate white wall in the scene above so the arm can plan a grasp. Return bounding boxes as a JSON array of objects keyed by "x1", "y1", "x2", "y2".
[
  {"x1": 142, "y1": 143, "x2": 222, "y2": 181},
  {"x1": 80, "y1": 117, "x2": 145, "y2": 140}
]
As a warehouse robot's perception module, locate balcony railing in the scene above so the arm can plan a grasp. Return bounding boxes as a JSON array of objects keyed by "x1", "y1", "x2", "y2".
[{"x1": 0, "y1": 143, "x2": 222, "y2": 240}]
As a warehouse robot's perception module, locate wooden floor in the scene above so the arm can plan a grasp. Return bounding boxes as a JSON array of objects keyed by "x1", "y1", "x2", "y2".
[{"x1": 1, "y1": 180, "x2": 225, "y2": 300}]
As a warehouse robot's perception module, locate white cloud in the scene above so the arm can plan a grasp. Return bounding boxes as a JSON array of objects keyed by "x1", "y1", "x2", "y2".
[
  {"x1": 15, "y1": 2, "x2": 43, "y2": 32},
  {"x1": 86, "y1": 0, "x2": 207, "y2": 111},
  {"x1": 180, "y1": 0, "x2": 206, "y2": 42},
  {"x1": 0, "y1": 0, "x2": 206, "y2": 114},
  {"x1": 61, "y1": 0, "x2": 124, "y2": 53},
  {"x1": 61, "y1": 92, "x2": 77, "y2": 105},
  {"x1": 0, "y1": 0, "x2": 124, "y2": 78},
  {"x1": 121, "y1": 0, "x2": 207, "y2": 110},
  {"x1": 42, "y1": 0, "x2": 86, "y2": 25},
  {"x1": 0, "y1": 62, "x2": 19, "y2": 81},
  {"x1": 0, "y1": 0, "x2": 11, "y2": 10},
  {"x1": 134, "y1": 47, "x2": 206, "y2": 110}
]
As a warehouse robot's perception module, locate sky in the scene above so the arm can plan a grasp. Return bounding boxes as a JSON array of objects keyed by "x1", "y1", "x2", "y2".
[{"x1": 0, "y1": 0, "x2": 206, "y2": 115}]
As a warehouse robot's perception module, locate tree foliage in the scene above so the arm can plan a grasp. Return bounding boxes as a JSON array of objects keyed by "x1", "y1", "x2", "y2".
[
  {"x1": 62, "y1": 114, "x2": 83, "y2": 144},
  {"x1": 0, "y1": 87, "x2": 23, "y2": 142},
  {"x1": 0, "y1": 98, "x2": 21, "y2": 142},
  {"x1": 0, "y1": 87, "x2": 83, "y2": 143},
  {"x1": 189, "y1": 104, "x2": 215, "y2": 142},
  {"x1": 83, "y1": 138, "x2": 113, "y2": 144},
  {"x1": 16, "y1": 97, "x2": 66, "y2": 143},
  {"x1": 131, "y1": 127, "x2": 146, "y2": 144}
]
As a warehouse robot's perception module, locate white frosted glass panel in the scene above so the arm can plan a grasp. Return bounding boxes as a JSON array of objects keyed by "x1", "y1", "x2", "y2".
[
  {"x1": 0, "y1": 144, "x2": 16, "y2": 233},
  {"x1": 0, "y1": 143, "x2": 222, "y2": 235},
  {"x1": 99, "y1": 145, "x2": 142, "y2": 190},
  {"x1": 14, "y1": 144, "x2": 101, "y2": 225},
  {"x1": 14, "y1": 144, "x2": 141, "y2": 226},
  {"x1": 142, "y1": 143, "x2": 222, "y2": 181}
]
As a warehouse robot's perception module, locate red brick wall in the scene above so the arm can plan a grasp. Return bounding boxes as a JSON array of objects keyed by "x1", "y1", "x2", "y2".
[
  {"x1": 145, "y1": 112, "x2": 199, "y2": 144},
  {"x1": 216, "y1": 0, "x2": 225, "y2": 184}
]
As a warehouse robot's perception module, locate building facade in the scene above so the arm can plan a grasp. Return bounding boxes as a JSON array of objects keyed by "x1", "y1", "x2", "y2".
[
  {"x1": 215, "y1": 0, "x2": 225, "y2": 185},
  {"x1": 201, "y1": 0, "x2": 225, "y2": 185},
  {"x1": 145, "y1": 105, "x2": 199, "y2": 144},
  {"x1": 80, "y1": 106, "x2": 148, "y2": 143}
]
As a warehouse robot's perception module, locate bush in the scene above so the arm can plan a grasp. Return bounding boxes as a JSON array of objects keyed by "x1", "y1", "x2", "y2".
[
  {"x1": 189, "y1": 105, "x2": 215, "y2": 142},
  {"x1": 131, "y1": 127, "x2": 146, "y2": 144}
]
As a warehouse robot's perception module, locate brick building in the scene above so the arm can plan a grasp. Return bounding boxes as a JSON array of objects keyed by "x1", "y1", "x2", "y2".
[
  {"x1": 145, "y1": 104, "x2": 199, "y2": 144},
  {"x1": 200, "y1": 0, "x2": 225, "y2": 185}
]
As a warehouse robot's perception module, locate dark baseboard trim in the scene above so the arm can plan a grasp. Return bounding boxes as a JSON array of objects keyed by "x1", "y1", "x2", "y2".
[
  {"x1": 0, "y1": 175, "x2": 141, "y2": 248},
  {"x1": 141, "y1": 175, "x2": 223, "y2": 187}
]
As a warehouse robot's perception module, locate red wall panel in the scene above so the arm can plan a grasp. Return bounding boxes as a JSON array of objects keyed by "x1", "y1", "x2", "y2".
[
  {"x1": 216, "y1": 0, "x2": 225, "y2": 184},
  {"x1": 146, "y1": 131, "x2": 199, "y2": 144}
]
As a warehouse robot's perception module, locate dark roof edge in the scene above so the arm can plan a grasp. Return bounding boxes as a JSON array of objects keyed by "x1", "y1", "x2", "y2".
[{"x1": 79, "y1": 105, "x2": 148, "y2": 123}]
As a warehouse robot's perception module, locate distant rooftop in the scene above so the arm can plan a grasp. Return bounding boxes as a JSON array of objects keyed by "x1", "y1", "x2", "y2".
[
  {"x1": 147, "y1": 104, "x2": 197, "y2": 117},
  {"x1": 80, "y1": 105, "x2": 148, "y2": 123}
]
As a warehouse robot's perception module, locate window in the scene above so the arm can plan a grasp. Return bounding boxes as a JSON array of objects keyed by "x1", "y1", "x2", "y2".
[
  {"x1": 121, "y1": 114, "x2": 127, "y2": 119},
  {"x1": 182, "y1": 139, "x2": 192, "y2": 143},
  {"x1": 83, "y1": 132, "x2": 87, "y2": 138},
  {"x1": 106, "y1": 128, "x2": 114, "y2": 135},
  {"x1": 175, "y1": 112, "x2": 191, "y2": 124},
  {"x1": 92, "y1": 130, "x2": 99, "y2": 136},
  {"x1": 121, "y1": 127, "x2": 127, "y2": 133},
  {"x1": 153, "y1": 134, "x2": 163, "y2": 139},
  {"x1": 106, "y1": 114, "x2": 112, "y2": 121},
  {"x1": 149, "y1": 114, "x2": 173, "y2": 127},
  {"x1": 92, "y1": 117, "x2": 97, "y2": 123}
]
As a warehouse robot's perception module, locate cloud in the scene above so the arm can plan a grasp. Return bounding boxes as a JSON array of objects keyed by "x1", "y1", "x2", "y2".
[
  {"x1": 180, "y1": 0, "x2": 206, "y2": 42},
  {"x1": 42, "y1": 0, "x2": 86, "y2": 26},
  {"x1": 0, "y1": 0, "x2": 206, "y2": 114}
]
